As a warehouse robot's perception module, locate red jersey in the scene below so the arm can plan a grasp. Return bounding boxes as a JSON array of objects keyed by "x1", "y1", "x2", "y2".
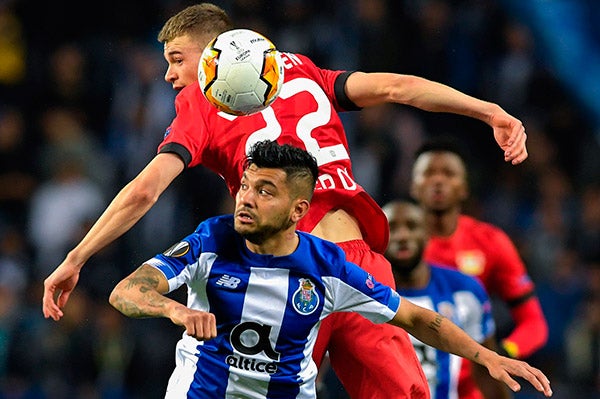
[
  {"x1": 423, "y1": 215, "x2": 535, "y2": 301},
  {"x1": 158, "y1": 52, "x2": 388, "y2": 253}
]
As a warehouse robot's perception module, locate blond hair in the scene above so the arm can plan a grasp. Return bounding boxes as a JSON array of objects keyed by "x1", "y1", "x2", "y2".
[{"x1": 157, "y1": 3, "x2": 233, "y2": 44}]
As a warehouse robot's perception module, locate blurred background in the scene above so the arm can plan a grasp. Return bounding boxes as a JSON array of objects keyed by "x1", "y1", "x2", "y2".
[{"x1": 0, "y1": 0, "x2": 598, "y2": 398}]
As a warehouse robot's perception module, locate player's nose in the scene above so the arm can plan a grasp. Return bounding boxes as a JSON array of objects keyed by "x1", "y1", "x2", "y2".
[{"x1": 165, "y1": 67, "x2": 176, "y2": 84}]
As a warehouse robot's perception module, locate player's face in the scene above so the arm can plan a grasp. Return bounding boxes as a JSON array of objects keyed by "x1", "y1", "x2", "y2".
[
  {"x1": 410, "y1": 151, "x2": 468, "y2": 212},
  {"x1": 163, "y1": 34, "x2": 211, "y2": 91},
  {"x1": 384, "y1": 203, "x2": 427, "y2": 274},
  {"x1": 234, "y1": 164, "x2": 297, "y2": 245}
]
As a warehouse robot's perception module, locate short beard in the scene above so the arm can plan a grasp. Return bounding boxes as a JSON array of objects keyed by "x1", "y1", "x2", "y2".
[
  {"x1": 391, "y1": 257, "x2": 421, "y2": 277},
  {"x1": 238, "y1": 216, "x2": 294, "y2": 245},
  {"x1": 432, "y1": 207, "x2": 447, "y2": 217},
  {"x1": 390, "y1": 243, "x2": 424, "y2": 277}
]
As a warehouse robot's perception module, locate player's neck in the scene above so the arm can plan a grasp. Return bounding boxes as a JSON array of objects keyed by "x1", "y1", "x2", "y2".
[
  {"x1": 245, "y1": 230, "x2": 300, "y2": 257},
  {"x1": 425, "y1": 208, "x2": 460, "y2": 237},
  {"x1": 394, "y1": 261, "x2": 430, "y2": 289}
]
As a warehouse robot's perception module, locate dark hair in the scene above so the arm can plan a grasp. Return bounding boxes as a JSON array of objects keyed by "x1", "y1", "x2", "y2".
[
  {"x1": 245, "y1": 140, "x2": 319, "y2": 198},
  {"x1": 158, "y1": 3, "x2": 233, "y2": 44},
  {"x1": 414, "y1": 136, "x2": 468, "y2": 165},
  {"x1": 413, "y1": 136, "x2": 472, "y2": 189}
]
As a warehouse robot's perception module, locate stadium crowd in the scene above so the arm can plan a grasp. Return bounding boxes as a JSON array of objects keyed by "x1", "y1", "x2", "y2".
[{"x1": 0, "y1": 1, "x2": 598, "y2": 398}]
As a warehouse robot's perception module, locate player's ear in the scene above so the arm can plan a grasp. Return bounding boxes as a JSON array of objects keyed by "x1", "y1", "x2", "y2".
[{"x1": 290, "y1": 199, "x2": 310, "y2": 223}]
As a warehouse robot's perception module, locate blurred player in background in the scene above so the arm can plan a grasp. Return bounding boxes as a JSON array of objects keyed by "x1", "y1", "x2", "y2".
[
  {"x1": 44, "y1": 3, "x2": 531, "y2": 398},
  {"x1": 410, "y1": 137, "x2": 548, "y2": 397},
  {"x1": 383, "y1": 199, "x2": 511, "y2": 399},
  {"x1": 109, "y1": 140, "x2": 552, "y2": 399}
]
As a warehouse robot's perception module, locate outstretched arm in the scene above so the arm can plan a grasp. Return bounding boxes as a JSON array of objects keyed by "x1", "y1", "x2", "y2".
[
  {"x1": 390, "y1": 299, "x2": 552, "y2": 397},
  {"x1": 345, "y1": 72, "x2": 528, "y2": 165},
  {"x1": 109, "y1": 264, "x2": 217, "y2": 340},
  {"x1": 43, "y1": 153, "x2": 184, "y2": 321}
]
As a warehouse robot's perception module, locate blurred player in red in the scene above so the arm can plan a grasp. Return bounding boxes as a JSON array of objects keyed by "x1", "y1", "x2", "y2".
[
  {"x1": 410, "y1": 137, "x2": 548, "y2": 398},
  {"x1": 43, "y1": 4, "x2": 530, "y2": 398}
]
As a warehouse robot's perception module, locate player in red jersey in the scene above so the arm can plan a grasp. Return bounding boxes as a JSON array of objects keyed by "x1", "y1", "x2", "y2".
[
  {"x1": 410, "y1": 137, "x2": 549, "y2": 399},
  {"x1": 43, "y1": 4, "x2": 530, "y2": 398}
]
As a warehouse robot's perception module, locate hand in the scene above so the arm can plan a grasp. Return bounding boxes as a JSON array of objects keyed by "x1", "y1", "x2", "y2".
[
  {"x1": 42, "y1": 260, "x2": 81, "y2": 321},
  {"x1": 487, "y1": 353, "x2": 552, "y2": 397},
  {"x1": 170, "y1": 306, "x2": 217, "y2": 340},
  {"x1": 489, "y1": 108, "x2": 528, "y2": 165}
]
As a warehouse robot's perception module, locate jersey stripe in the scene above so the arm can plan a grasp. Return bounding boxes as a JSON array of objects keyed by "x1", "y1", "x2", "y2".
[{"x1": 226, "y1": 268, "x2": 290, "y2": 397}]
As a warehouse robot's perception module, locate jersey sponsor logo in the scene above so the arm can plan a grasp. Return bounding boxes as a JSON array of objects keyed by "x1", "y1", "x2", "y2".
[
  {"x1": 163, "y1": 241, "x2": 190, "y2": 257},
  {"x1": 227, "y1": 321, "x2": 280, "y2": 374},
  {"x1": 216, "y1": 274, "x2": 241, "y2": 289},
  {"x1": 292, "y1": 278, "x2": 319, "y2": 315},
  {"x1": 455, "y1": 250, "x2": 485, "y2": 276},
  {"x1": 164, "y1": 127, "x2": 171, "y2": 138}
]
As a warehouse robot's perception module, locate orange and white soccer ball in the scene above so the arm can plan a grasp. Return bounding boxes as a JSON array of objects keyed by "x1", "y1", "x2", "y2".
[{"x1": 198, "y1": 29, "x2": 284, "y2": 116}]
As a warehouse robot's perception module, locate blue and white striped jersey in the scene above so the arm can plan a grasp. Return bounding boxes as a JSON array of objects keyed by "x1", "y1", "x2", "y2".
[
  {"x1": 145, "y1": 214, "x2": 401, "y2": 399},
  {"x1": 397, "y1": 266, "x2": 495, "y2": 399}
]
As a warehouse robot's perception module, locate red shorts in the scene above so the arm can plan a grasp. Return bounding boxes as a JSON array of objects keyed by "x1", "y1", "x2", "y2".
[{"x1": 312, "y1": 240, "x2": 429, "y2": 399}]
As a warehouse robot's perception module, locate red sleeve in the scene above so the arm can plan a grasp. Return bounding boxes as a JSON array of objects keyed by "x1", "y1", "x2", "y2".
[
  {"x1": 157, "y1": 85, "x2": 211, "y2": 168},
  {"x1": 284, "y1": 53, "x2": 359, "y2": 112},
  {"x1": 502, "y1": 298, "x2": 549, "y2": 359},
  {"x1": 488, "y1": 227, "x2": 535, "y2": 301},
  {"x1": 488, "y1": 227, "x2": 548, "y2": 358}
]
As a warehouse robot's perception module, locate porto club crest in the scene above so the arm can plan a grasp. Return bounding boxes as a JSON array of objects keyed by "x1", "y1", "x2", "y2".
[{"x1": 292, "y1": 278, "x2": 319, "y2": 315}]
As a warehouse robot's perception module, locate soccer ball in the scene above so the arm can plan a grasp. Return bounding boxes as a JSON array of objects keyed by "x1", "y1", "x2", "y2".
[{"x1": 198, "y1": 29, "x2": 284, "y2": 116}]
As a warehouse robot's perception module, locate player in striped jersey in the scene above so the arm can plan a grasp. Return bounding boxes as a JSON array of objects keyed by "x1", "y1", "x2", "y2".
[
  {"x1": 109, "y1": 141, "x2": 552, "y2": 399},
  {"x1": 384, "y1": 200, "x2": 511, "y2": 399}
]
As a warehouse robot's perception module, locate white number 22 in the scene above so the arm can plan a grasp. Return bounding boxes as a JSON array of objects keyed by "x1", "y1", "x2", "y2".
[{"x1": 243, "y1": 77, "x2": 350, "y2": 167}]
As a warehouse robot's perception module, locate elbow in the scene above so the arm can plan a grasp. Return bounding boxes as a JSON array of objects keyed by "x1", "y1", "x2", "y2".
[
  {"x1": 108, "y1": 287, "x2": 119, "y2": 309},
  {"x1": 124, "y1": 179, "x2": 160, "y2": 209},
  {"x1": 388, "y1": 74, "x2": 422, "y2": 98},
  {"x1": 108, "y1": 282, "x2": 125, "y2": 311}
]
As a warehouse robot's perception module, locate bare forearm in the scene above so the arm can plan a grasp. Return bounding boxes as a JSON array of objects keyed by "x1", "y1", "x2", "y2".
[
  {"x1": 109, "y1": 265, "x2": 177, "y2": 319},
  {"x1": 68, "y1": 184, "x2": 156, "y2": 267},
  {"x1": 67, "y1": 154, "x2": 183, "y2": 267},
  {"x1": 391, "y1": 75, "x2": 501, "y2": 121},
  {"x1": 414, "y1": 314, "x2": 492, "y2": 363},
  {"x1": 392, "y1": 302, "x2": 495, "y2": 366},
  {"x1": 347, "y1": 72, "x2": 500, "y2": 123},
  {"x1": 392, "y1": 301, "x2": 553, "y2": 396},
  {"x1": 110, "y1": 265, "x2": 218, "y2": 340}
]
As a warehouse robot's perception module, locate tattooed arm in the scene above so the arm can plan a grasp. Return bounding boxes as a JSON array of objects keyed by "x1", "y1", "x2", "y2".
[
  {"x1": 389, "y1": 299, "x2": 553, "y2": 397},
  {"x1": 109, "y1": 264, "x2": 217, "y2": 340}
]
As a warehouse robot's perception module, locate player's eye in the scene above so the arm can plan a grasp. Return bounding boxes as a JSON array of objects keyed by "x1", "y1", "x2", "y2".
[{"x1": 258, "y1": 188, "x2": 274, "y2": 196}]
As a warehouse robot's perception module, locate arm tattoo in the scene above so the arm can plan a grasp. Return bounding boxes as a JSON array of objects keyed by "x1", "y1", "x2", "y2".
[
  {"x1": 126, "y1": 266, "x2": 161, "y2": 291},
  {"x1": 113, "y1": 266, "x2": 168, "y2": 318},
  {"x1": 428, "y1": 313, "x2": 444, "y2": 333}
]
